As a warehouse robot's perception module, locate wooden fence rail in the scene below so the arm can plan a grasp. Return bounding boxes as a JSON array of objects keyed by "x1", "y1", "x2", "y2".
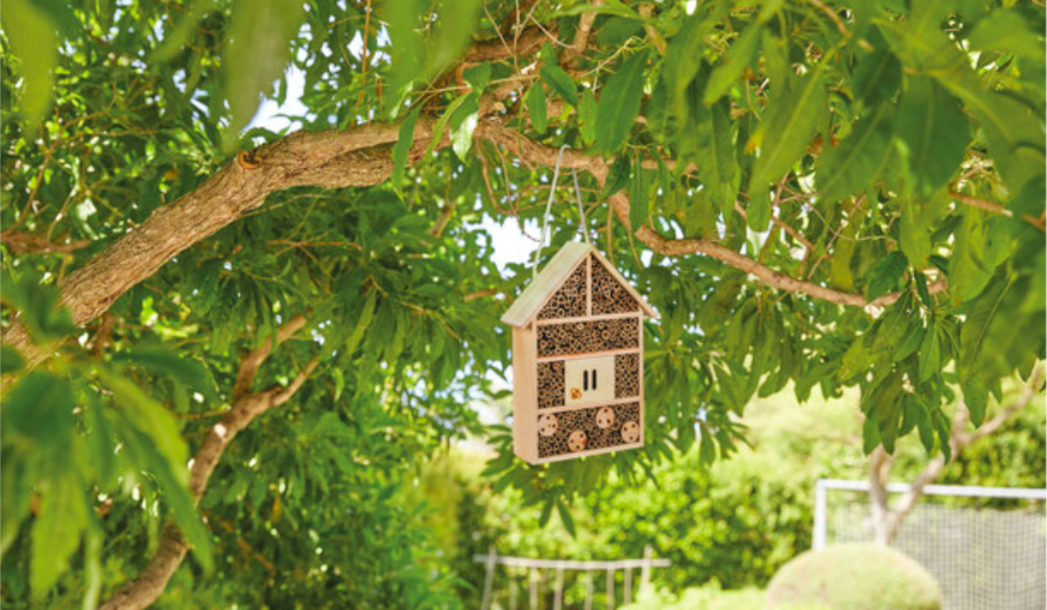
[{"x1": 475, "y1": 545, "x2": 671, "y2": 610}]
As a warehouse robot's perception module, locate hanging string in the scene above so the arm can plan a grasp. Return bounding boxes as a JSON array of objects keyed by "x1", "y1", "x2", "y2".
[
  {"x1": 572, "y1": 168, "x2": 592, "y2": 246},
  {"x1": 532, "y1": 145, "x2": 590, "y2": 279}
]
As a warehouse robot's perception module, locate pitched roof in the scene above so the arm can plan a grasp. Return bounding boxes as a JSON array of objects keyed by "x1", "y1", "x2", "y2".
[{"x1": 500, "y1": 242, "x2": 659, "y2": 328}]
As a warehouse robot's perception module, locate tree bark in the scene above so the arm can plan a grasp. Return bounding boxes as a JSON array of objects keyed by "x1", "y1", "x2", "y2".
[{"x1": 2, "y1": 121, "x2": 439, "y2": 367}]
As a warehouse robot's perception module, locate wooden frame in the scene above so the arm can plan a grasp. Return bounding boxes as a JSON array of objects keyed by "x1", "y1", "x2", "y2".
[{"x1": 502, "y1": 243, "x2": 658, "y2": 464}]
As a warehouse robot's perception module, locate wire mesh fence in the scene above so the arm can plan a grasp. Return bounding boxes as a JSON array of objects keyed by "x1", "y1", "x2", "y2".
[{"x1": 814, "y1": 479, "x2": 1047, "y2": 610}]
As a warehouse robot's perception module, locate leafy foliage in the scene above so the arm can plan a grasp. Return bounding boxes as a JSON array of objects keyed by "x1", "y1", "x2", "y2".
[{"x1": 0, "y1": 0, "x2": 1044, "y2": 607}]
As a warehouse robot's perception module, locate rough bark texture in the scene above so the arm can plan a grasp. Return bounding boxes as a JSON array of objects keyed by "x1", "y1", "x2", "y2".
[
  {"x1": 867, "y1": 365, "x2": 1045, "y2": 545},
  {"x1": 2, "y1": 120, "x2": 439, "y2": 367},
  {"x1": 98, "y1": 316, "x2": 317, "y2": 610}
]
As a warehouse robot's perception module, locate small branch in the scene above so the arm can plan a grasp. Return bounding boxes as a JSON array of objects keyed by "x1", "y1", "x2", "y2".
[
  {"x1": 464, "y1": 288, "x2": 501, "y2": 302},
  {"x1": 0, "y1": 230, "x2": 90, "y2": 254},
  {"x1": 875, "y1": 365, "x2": 1044, "y2": 544},
  {"x1": 99, "y1": 320, "x2": 318, "y2": 610}
]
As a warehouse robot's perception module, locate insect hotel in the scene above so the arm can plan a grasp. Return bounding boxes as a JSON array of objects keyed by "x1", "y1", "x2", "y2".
[{"x1": 502, "y1": 243, "x2": 659, "y2": 464}]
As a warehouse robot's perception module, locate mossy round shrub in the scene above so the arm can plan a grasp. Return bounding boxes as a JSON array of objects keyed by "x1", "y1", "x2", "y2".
[{"x1": 766, "y1": 543, "x2": 942, "y2": 610}]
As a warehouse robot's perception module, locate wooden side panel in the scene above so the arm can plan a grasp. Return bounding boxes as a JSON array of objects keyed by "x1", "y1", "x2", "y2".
[{"x1": 512, "y1": 325, "x2": 538, "y2": 462}]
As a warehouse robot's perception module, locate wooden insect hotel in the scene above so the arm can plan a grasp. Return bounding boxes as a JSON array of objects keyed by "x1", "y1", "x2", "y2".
[{"x1": 502, "y1": 242, "x2": 659, "y2": 464}]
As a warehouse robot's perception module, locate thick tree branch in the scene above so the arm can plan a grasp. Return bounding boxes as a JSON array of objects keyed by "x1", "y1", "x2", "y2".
[
  {"x1": 2, "y1": 119, "x2": 443, "y2": 367},
  {"x1": 98, "y1": 317, "x2": 317, "y2": 610}
]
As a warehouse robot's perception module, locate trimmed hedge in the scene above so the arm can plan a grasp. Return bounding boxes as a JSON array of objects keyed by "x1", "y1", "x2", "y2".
[{"x1": 766, "y1": 543, "x2": 942, "y2": 610}]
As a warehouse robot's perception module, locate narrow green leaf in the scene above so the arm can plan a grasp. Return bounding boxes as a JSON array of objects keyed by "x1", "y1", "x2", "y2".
[
  {"x1": 968, "y1": 10, "x2": 1042, "y2": 59},
  {"x1": 112, "y1": 346, "x2": 218, "y2": 402},
  {"x1": 851, "y1": 37, "x2": 902, "y2": 108},
  {"x1": 1, "y1": 345, "x2": 25, "y2": 375},
  {"x1": 1, "y1": 0, "x2": 59, "y2": 129},
  {"x1": 449, "y1": 93, "x2": 480, "y2": 162},
  {"x1": 629, "y1": 157, "x2": 649, "y2": 231},
  {"x1": 750, "y1": 71, "x2": 827, "y2": 194},
  {"x1": 526, "y1": 82, "x2": 547, "y2": 133},
  {"x1": 423, "y1": 92, "x2": 470, "y2": 160},
  {"x1": 463, "y1": 61, "x2": 491, "y2": 91},
  {"x1": 695, "y1": 99, "x2": 740, "y2": 215},
  {"x1": 345, "y1": 291, "x2": 378, "y2": 357},
  {"x1": 896, "y1": 76, "x2": 970, "y2": 197},
  {"x1": 601, "y1": 155, "x2": 631, "y2": 198},
  {"x1": 31, "y1": 477, "x2": 88, "y2": 600},
  {"x1": 578, "y1": 88, "x2": 597, "y2": 146},
  {"x1": 817, "y1": 102, "x2": 894, "y2": 204},
  {"x1": 541, "y1": 65, "x2": 578, "y2": 107},
  {"x1": 862, "y1": 412, "x2": 881, "y2": 454},
  {"x1": 222, "y1": 0, "x2": 307, "y2": 141},
  {"x1": 918, "y1": 323, "x2": 940, "y2": 382},
  {"x1": 703, "y1": 25, "x2": 760, "y2": 106},
  {"x1": 556, "y1": 500, "x2": 576, "y2": 536},
  {"x1": 699, "y1": 429, "x2": 716, "y2": 464},
  {"x1": 391, "y1": 107, "x2": 421, "y2": 193},
  {"x1": 865, "y1": 251, "x2": 908, "y2": 302},
  {"x1": 595, "y1": 51, "x2": 648, "y2": 153},
  {"x1": 963, "y1": 379, "x2": 988, "y2": 427}
]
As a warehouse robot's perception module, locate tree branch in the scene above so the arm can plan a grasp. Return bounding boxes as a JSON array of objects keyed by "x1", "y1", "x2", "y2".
[
  {"x1": 98, "y1": 318, "x2": 318, "y2": 610},
  {"x1": 475, "y1": 120, "x2": 948, "y2": 309}
]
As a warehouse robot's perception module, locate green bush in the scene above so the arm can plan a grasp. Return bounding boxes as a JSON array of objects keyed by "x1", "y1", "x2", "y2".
[
  {"x1": 766, "y1": 544, "x2": 942, "y2": 610},
  {"x1": 621, "y1": 583, "x2": 828, "y2": 610}
]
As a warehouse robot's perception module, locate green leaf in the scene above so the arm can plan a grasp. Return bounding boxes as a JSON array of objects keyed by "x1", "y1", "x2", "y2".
[
  {"x1": 865, "y1": 251, "x2": 907, "y2": 302},
  {"x1": 851, "y1": 36, "x2": 902, "y2": 109},
  {"x1": 695, "y1": 99, "x2": 740, "y2": 215},
  {"x1": 601, "y1": 155, "x2": 631, "y2": 198},
  {"x1": 449, "y1": 92, "x2": 480, "y2": 162},
  {"x1": 526, "y1": 82, "x2": 547, "y2": 133},
  {"x1": 556, "y1": 500, "x2": 576, "y2": 537},
  {"x1": 699, "y1": 429, "x2": 717, "y2": 464},
  {"x1": 95, "y1": 367, "x2": 189, "y2": 480},
  {"x1": 629, "y1": 158, "x2": 649, "y2": 231},
  {"x1": 345, "y1": 291, "x2": 378, "y2": 357},
  {"x1": 391, "y1": 107, "x2": 421, "y2": 194},
  {"x1": 595, "y1": 51, "x2": 648, "y2": 153},
  {"x1": 2, "y1": 270, "x2": 77, "y2": 343},
  {"x1": 31, "y1": 476, "x2": 88, "y2": 600},
  {"x1": 578, "y1": 88, "x2": 597, "y2": 146},
  {"x1": 114, "y1": 419, "x2": 213, "y2": 572},
  {"x1": 968, "y1": 10, "x2": 1042, "y2": 59},
  {"x1": 817, "y1": 102, "x2": 894, "y2": 204},
  {"x1": 1, "y1": 0, "x2": 59, "y2": 129},
  {"x1": 703, "y1": 25, "x2": 760, "y2": 106},
  {"x1": 862, "y1": 412, "x2": 881, "y2": 454},
  {"x1": 1, "y1": 345, "x2": 25, "y2": 375},
  {"x1": 423, "y1": 92, "x2": 471, "y2": 160},
  {"x1": 750, "y1": 70, "x2": 827, "y2": 195},
  {"x1": 746, "y1": 188, "x2": 770, "y2": 231},
  {"x1": 112, "y1": 346, "x2": 218, "y2": 402},
  {"x1": 918, "y1": 322, "x2": 940, "y2": 382},
  {"x1": 896, "y1": 76, "x2": 970, "y2": 197},
  {"x1": 554, "y1": 0, "x2": 645, "y2": 21},
  {"x1": 222, "y1": 0, "x2": 306, "y2": 141},
  {"x1": 541, "y1": 65, "x2": 578, "y2": 107},
  {"x1": 962, "y1": 378, "x2": 988, "y2": 427},
  {"x1": 463, "y1": 61, "x2": 491, "y2": 91}
]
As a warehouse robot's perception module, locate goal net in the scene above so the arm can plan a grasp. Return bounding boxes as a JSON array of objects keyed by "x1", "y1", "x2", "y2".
[{"x1": 813, "y1": 480, "x2": 1047, "y2": 610}]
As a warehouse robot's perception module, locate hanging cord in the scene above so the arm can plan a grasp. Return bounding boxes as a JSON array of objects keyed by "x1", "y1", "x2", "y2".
[{"x1": 532, "y1": 145, "x2": 591, "y2": 279}]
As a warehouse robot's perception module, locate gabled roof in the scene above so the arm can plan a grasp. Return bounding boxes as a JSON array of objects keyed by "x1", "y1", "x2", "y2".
[{"x1": 501, "y1": 242, "x2": 659, "y2": 328}]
